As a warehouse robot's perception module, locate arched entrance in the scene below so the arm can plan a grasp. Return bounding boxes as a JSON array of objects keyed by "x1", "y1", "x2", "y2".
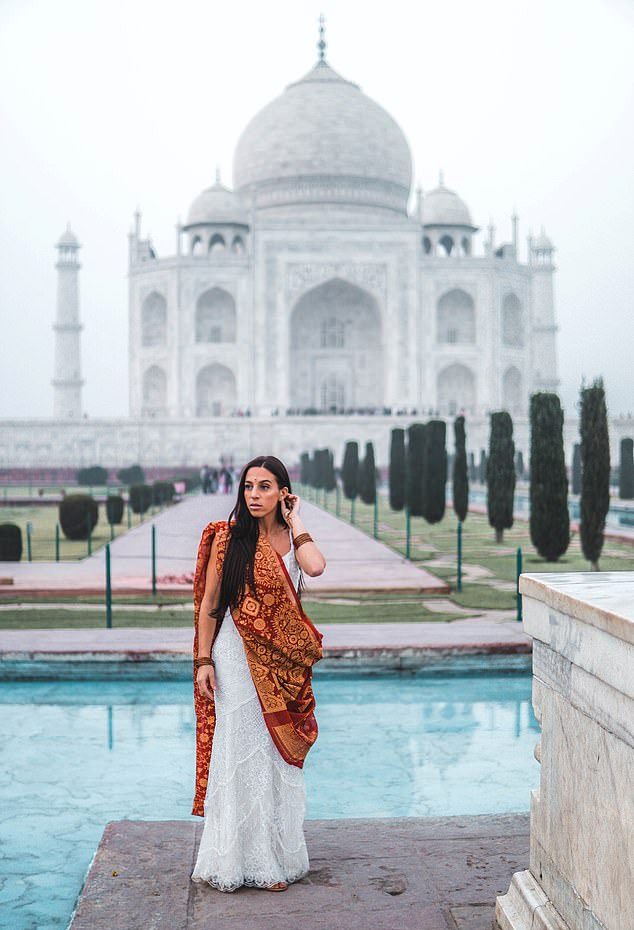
[
  {"x1": 502, "y1": 366, "x2": 522, "y2": 413},
  {"x1": 437, "y1": 363, "x2": 476, "y2": 415},
  {"x1": 289, "y1": 278, "x2": 383, "y2": 411},
  {"x1": 196, "y1": 363, "x2": 236, "y2": 416}
]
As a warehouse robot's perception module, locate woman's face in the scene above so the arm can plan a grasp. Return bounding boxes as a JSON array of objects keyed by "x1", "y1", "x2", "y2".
[{"x1": 244, "y1": 466, "x2": 287, "y2": 518}]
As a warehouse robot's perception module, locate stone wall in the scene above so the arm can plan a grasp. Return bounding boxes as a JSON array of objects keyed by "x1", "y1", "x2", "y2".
[{"x1": 496, "y1": 572, "x2": 634, "y2": 930}]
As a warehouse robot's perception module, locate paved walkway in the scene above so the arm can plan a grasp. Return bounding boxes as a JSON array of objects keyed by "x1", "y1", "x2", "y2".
[
  {"x1": 68, "y1": 813, "x2": 529, "y2": 929},
  {"x1": 0, "y1": 494, "x2": 448, "y2": 595},
  {"x1": 0, "y1": 617, "x2": 532, "y2": 678}
]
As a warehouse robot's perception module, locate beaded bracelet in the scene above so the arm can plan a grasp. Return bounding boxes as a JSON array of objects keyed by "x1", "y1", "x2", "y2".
[{"x1": 293, "y1": 532, "x2": 313, "y2": 549}]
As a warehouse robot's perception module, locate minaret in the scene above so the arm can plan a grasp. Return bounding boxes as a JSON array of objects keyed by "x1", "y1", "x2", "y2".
[
  {"x1": 529, "y1": 227, "x2": 559, "y2": 392},
  {"x1": 52, "y1": 224, "x2": 84, "y2": 417}
]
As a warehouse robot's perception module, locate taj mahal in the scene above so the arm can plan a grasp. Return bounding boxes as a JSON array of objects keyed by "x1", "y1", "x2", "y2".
[
  {"x1": 5, "y1": 32, "x2": 628, "y2": 469},
  {"x1": 126, "y1": 42, "x2": 558, "y2": 427}
]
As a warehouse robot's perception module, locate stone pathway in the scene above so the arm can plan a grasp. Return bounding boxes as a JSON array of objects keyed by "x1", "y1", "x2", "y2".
[
  {"x1": 0, "y1": 494, "x2": 448, "y2": 595},
  {"x1": 68, "y1": 813, "x2": 529, "y2": 929},
  {"x1": 0, "y1": 617, "x2": 532, "y2": 677}
]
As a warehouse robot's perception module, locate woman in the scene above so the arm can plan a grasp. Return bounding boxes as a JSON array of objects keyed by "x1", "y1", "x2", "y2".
[{"x1": 190, "y1": 455, "x2": 326, "y2": 893}]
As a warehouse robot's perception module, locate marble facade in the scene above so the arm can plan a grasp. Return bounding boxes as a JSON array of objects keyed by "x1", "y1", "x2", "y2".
[
  {"x1": 3, "y1": 50, "x2": 630, "y2": 468},
  {"x1": 496, "y1": 572, "x2": 634, "y2": 930},
  {"x1": 1, "y1": 414, "x2": 633, "y2": 469}
]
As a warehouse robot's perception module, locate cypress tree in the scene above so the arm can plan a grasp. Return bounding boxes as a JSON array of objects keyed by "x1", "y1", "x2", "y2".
[
  {"x1": 479, "y1": 449, "x2": 487, "y2": 484},
  {"x1": 468, "y1": 451, "x2": 476, "y2": 483},
  {"x1": 299, "y1": 452, "x2": 310, "y2": 485},
  {"x1": 571, "y1": 443, "x2": 582, "y2": 495},
  {"x1": 359, "y1": 442, "x2": 377, "y2": 505},
  {"x1": 406, "y1": 423, "x2": 426, "y2": 517},
  {"x1": 580, "y1": 379, "x2": 610, "y2": 570},
  {"x1": 389, "y1": 428, "x2": 406, "y2": 511},
  {"x1": 423, "y1": 420, "x2": 447, "y2": 523},
  {"x1": 324, "y1": 449, "x2": 337, "y2": 492},
  {"x1": 453, "y1": 416, "x2": 469, "y2": 523},
  {"x1": 486, "y1": 412, "x2": 516, "y2": 543},
  {"x1": 341, "y1": 441, "x2": 359, "y2": 501},
  {"x1": 311, "y1": 450, "x2": 323, "y2": 490},
  {"x1": 619, "y1": 438, "x2": 634, "y2": 499},
  {"x1": 529, "y1": 393, "x2": 570, "y2": 561}
]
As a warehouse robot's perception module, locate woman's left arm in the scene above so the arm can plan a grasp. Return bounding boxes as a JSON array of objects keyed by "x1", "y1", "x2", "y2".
[{"x1": 288, "y1": 512, "x2": 326, "y2": 577}]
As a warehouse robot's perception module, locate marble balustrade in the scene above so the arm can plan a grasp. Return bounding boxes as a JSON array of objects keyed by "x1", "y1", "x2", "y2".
[{"x1": 496, "y1": 571, "x2": 634, "y2": 930}]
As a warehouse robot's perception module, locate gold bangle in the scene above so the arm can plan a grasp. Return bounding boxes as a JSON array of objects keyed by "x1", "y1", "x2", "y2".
[{"x1": 293, "y1": 532, "x2": 313, "y2": 549}]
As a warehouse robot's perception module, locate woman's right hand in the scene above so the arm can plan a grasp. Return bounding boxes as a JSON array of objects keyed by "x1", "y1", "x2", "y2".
[{"x1": 196, "y1": 664, "x2": 217, "y2": 700}]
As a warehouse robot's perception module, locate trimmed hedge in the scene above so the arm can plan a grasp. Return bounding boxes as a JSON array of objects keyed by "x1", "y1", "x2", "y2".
[
  {"x1": 59, "y1": 494, "x2": 99, "y2": 540},
  {"x1": 0, "y1": 523, "x2": 22, "y2": 561},
  {"x1": 359, "y1": 442, "x2": 377, "y2": 505},
  {"x1": 486, "y1": 412, "x2": 516, "y2": 543},
  {"x1": 152, "y1": 481, "x2": 176, "y2": 506},
  {"x1": 406, "y1": 423, "x2": 426, "y2": 517},
  {"x1": 129, "y1": 483, "x2": 153, "y2": 515},
  {"x1": 106, "y1": 495, "x2": 125, "y2": 525},
  {"x1": 389, "y1": 428, "x2": 406, "y2": 512},
  {"x1": 77, "y1": 465, "x2": 108, "y2": 486},
  {"x1": 579, "y1": 379, "x2": 610, "y2": 570},
  {"x1": 423, "y1": 420, "x2": 447, "y2": 524},
  {"x1": 452, "y1": 416, "x2": 469, "y2": 523},
  {"x1": 529, "y1": 393, "x2": 570, "y2": 561},
  {"x1": 118, "y1": 465, "x2": 145, "y2": 486},
  {"x1": 619, "y1": 438, "x2": 634, "y2": 499},
  {"x1": 341, "y1": 441, "x2": 359, "y2": 501}
]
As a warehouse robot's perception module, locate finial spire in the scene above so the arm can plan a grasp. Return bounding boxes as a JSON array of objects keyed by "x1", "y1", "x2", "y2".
[
  {"x1": 215, "y1": 164, "x2": 221, "y2": 185},
  {"x1": 317, "y1": 13, "x2": 326, "y2": 62},
  {"x1": 439, "y1": 169, "x2": 445, "y2": 186}
]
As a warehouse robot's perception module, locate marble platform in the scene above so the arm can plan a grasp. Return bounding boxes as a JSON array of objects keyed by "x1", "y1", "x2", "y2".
[
  {"x1": 495, "y1": 572, "x2": 634, "y2": 930},
  {"x1": 0, "y1": 615, "x2": 532, "y2": 678},
  {"x1": 68, "y1": 813, "x2": 530, "y2": 930}
]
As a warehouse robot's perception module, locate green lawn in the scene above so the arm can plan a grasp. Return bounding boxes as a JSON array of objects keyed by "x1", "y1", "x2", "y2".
[
  {"x1": 299, "y1": 484, "x2": 634, "y2": 589},
  {"x1": 0, "y1": 502, "x2": 162, "y2": 561},
  {"x1": 0, "y1": 592, "x2": 466, "y2": 629}
]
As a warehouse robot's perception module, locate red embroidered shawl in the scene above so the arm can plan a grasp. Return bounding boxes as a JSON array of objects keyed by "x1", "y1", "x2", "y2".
[{"x1": 192, "y1": 519, "x2": 324, "y2": 816}]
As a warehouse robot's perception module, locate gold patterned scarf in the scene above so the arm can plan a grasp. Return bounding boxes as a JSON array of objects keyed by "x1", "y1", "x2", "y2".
[{"x1": 192, "y1": 519, "x2": 323, "y2": 816}]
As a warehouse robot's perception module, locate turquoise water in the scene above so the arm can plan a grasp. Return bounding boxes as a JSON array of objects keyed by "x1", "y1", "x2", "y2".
[{"x1": 0, "y1": 671, "x2": 539, "y2": 930}]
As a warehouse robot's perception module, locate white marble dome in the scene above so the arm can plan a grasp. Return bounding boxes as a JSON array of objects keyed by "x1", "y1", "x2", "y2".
[
  {"x1": 423, "y1": 183, "x2": 473, "y2": 227},
  {"x1": 185, "y1": 179, "x2": 249, "y2": 228},
  {"x1": 232, "y1": 60, "x2": 413, "y2": 215}
]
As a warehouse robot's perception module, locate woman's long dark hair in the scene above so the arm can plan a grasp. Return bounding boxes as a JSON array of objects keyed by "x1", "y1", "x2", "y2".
[{"x1": 211, "y1": 455, "x2": 304, "y2": 622}]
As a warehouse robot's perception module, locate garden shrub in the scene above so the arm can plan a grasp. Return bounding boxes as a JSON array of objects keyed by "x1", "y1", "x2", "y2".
[
  {"x1": 106, "y1": 495, "x2": 125, "y2": 525},
  {"x1": 152, "y1": 481, "x2": 176, "y2": 505},
  {"x1": 117, "y1": 464, "x2": 145, "y2": 486},
  {"x1": 0, "y1": 523, "x2": 22, "y2": 561},
  {"x1": 129, "y1": 483, "x2": 152, "y2": 514},
  {"x1": 77, "y1": 465, "x2": 108, "y2": 486},
  {"x1": 59, "y1": 494, "x2": 98, "y2": 540}
]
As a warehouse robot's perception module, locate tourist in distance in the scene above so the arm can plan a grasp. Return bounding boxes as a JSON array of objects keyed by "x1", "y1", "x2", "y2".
[{"x1": 190, "y1": 455, "x2": 326, "y2": 892}]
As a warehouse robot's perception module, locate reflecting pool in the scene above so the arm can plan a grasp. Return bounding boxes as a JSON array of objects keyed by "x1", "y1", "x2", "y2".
[{"x1": 0, "y1": 671, "x2": 539, "y2": 929}]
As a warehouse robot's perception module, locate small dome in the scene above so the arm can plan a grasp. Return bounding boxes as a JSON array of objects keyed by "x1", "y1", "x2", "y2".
[
  {"x1": 422, "y1": 183, "x2": 473, "y2": 227},
  {"x1": 185, "y1": 179, "x2": 249, "y2": 228},
  {"x1": 533, "y1": 228, "x2": 554, "y2": 250},
  {"x1": 57, "y1": 223, "x2": 79, "y2": 247},
  {"x1": 232, "y1": 59, "x2": 412, "y2": 214}
]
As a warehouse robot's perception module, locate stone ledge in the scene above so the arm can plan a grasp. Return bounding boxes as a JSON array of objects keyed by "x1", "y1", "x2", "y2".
[{"x1": 68, "y1": 814, "x2": 530, "y2": 930}]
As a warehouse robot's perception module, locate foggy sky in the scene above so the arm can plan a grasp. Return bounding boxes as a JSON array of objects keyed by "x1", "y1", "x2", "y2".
[{"x1": 0, "y1": 0, "x2": 632, "y2": 419}]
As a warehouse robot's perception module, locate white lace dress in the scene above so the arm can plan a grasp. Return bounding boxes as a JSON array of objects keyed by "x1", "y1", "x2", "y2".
[{"x1": 190, "y1": 536, "x2": 310, "y2": 892}]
